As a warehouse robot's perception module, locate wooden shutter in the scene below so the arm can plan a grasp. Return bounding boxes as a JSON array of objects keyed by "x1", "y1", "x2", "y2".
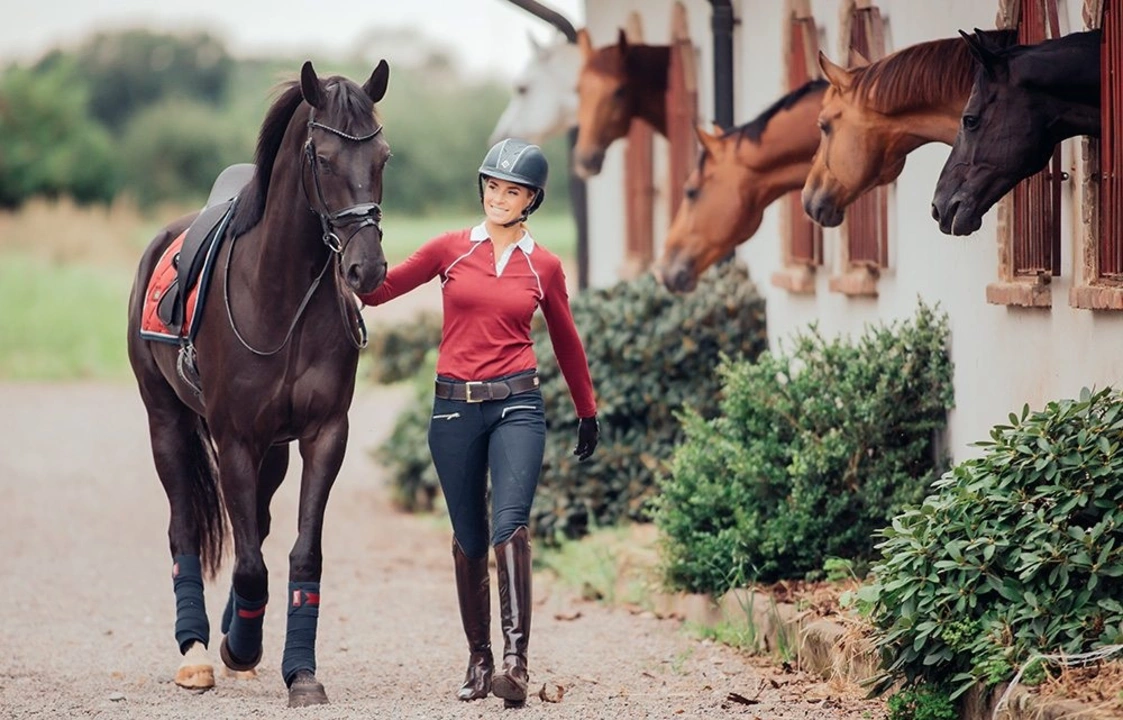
[
  {"x1": 844, "y1": 3, "x2": 890, "y2": 268},
  {"x1": 666, "y1": 3, "x2": 698, "y2": 221},
  {"x1": 1012, "y1": 0, "x2": 1063, "y2": 278},
  {"x1": 788, "y1": 4, "x2": 823, "y2": 266},
  {"x1": 623, "y1": 15, "x2": 655, "y2": 278},
  {"x1": 1101, "y1": 0, "x2": 1123, "y2": 278}
]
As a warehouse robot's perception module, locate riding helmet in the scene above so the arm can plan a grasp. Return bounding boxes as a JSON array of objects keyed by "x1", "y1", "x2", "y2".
[{"x1": 478, "y1": 138, "x2": 549, "y2": 220}]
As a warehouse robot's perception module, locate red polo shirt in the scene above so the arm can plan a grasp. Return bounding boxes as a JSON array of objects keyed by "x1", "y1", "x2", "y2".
[{"x1": 360, "y1": 225, "x2": 596, "y2": 418}]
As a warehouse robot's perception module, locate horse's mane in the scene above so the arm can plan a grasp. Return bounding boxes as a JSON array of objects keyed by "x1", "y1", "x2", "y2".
[
  {"x1": 730, "y1": 79, "x2": 828, "y2": 144},
  {"x1": 230, "y1": 76, "x2": 379, "y2": 237},
  {"x1": 850, "y1": 30, "x2": 1017, "y2": 115}
]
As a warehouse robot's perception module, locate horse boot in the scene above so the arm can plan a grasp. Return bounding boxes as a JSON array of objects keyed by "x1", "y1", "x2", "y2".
[
  {"x1": 491, "y1": 526, "x2": 532, "y2": 708},
  {"x1": 453, "y1": 539, "x2": 493, "y2": 701}
]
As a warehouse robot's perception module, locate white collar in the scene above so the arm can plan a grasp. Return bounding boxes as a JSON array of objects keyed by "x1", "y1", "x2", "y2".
[{"x1": 470, "y1": 222, "x2": 536, "y2": 254}]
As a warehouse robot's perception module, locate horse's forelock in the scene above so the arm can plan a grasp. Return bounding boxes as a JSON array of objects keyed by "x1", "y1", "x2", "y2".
[{"x1": 321, "y1": 76, "x2": 379, "y2": 136}]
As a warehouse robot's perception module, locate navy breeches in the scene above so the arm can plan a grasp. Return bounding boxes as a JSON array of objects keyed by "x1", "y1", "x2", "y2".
[{"x1": 427, "y1": 371, "x2": 547, "y2": 559}]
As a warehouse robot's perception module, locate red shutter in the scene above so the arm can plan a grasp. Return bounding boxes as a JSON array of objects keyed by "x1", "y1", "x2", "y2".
[
  {"x1": 666, "y1": 3, "x2": 697, "y2": 221},
  {"x1": 1102, "y1": 0, "x2": 1123, "y2": 277},
  {"x1": 1012, "y1": 0, "x2": 1063, "y2": 277},
  {"x1": 624, "y1": 17, "x2": 654, "y2": 276},
  {"x1": 789, "y1": 12, "x2": 823, "y2": 266},
  {"x1": 845, "y1": 6, "x2": 889, "y2": 268}
]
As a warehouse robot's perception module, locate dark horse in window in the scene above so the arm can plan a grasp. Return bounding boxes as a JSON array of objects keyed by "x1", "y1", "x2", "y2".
[{"x1": 125, "y1": 60, "x2": 390, "y2": 707}]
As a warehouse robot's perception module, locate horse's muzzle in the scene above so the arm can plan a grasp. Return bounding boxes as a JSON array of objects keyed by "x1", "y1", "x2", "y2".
[
  {"x1": 575, "y1": 149, "x2": 606, "y2": 179},
  {"x1": 801, "y1": 187, "x2": 845, "y2": 228}
]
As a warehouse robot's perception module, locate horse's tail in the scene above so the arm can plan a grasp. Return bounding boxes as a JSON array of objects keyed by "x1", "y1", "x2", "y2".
[{"x1": 187, "y1": 415, "x2": 228, "y2": 578}]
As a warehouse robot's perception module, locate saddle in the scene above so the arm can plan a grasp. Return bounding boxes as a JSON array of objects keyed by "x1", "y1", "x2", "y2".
[{"x1": 155, "y1": 163, "x2": 255, "y2": 337}]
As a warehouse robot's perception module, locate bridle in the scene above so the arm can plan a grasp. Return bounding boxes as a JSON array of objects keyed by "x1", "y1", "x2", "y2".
[{"x1": 224, "y1": 108, "x2": 385, "y2": 356}]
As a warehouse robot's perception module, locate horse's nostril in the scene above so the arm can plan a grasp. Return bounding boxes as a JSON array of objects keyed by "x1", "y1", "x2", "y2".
[
  {"x1": 931, "y1": 203, "x2": 940, "y2": 222},
  {"x1": 346, "y1": 264, "x2": 363, "y2": 290}
]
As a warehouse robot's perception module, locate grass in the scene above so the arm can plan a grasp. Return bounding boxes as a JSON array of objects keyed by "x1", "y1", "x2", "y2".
[{"x1": 0, "y1": 198, "x2": 575, "y2": 381}]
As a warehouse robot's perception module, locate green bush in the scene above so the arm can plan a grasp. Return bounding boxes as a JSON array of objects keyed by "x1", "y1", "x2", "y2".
[
  {"x1": 860, "y1": 387, "x2": 1123, "y2": 699},
  {"x1": 654, "y1": 302, "x2": 954, "y2": 593},
  {"x1": 372, "y1": 350, "x2": 441, "y2": 512},
  {"x1": 375, "y1": 261, "x2": 768, "y2": 542},
  {"x1": 366, "y1": 312, "x2": 443, "y2": 384}
]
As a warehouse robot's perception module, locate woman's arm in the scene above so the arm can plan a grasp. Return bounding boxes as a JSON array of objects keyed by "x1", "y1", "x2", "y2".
[
  {"x1": 358, "y1": 234, "x2": 447, "y2": 306},
  {"x1": 538, "y1": 263, "x2": 596, "y2": 419}
]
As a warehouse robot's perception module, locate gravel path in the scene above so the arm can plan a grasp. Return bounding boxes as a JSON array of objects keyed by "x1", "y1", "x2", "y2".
[{"x1": 0, "y1": 382, "x2": 886, "y2": 720}]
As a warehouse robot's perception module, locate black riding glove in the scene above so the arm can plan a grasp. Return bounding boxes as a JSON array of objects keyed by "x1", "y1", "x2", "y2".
[{"x1": 574, "y1": 415, "x2": 599, "y2": 461}]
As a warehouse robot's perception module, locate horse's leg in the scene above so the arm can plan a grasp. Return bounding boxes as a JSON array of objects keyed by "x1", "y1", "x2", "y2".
[
  {"x1": 142, "y1": 389, "x2": 226, "y2": 690},
  {"x1": 283, "y1": 419, "x2": 348, "y2": 707},
  {"x1": 220, "y1": 443, "x2": 289, "y2": 680},
  {"x1": 216, "y1": 440, "x2": 270, "y2": 673}
]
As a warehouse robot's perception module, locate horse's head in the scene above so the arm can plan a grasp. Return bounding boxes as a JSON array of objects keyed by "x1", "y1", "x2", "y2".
[
  {"x1": 490, "y1": 32, "x2": 582, "y2": 145},
  {"x1": 931, "y1": 30, "x2": 1084, "y2": 236},
  {"x1": 659, "y1": 127, "x2": 758, "y2": 292},
  {"x1": 299, "y1": 60, "x2": 392, "y2": 295},
  {"x1": 801, "y1": 52, "x2": 906, "y2": 227},
  {"x1": 573, "y1": 28, "x2": 634, "y2": 177}
]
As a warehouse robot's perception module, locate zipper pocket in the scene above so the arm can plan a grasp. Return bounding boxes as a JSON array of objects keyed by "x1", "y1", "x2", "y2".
[
  {"x1": 501, "y1": 405, "x2": 537, "y2": 419},
  {"x1": 432, "y1": 412, "x2": 461, "y2": 421}
]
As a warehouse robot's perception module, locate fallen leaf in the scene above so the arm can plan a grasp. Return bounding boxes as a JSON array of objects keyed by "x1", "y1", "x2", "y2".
[
  {"x1": 538, "y1": 683, "x2": 565, "y2": 703},
  {"x1": 726, "y1": 691, "x2": 760, "y2": 706},
  {"x1": 553, "y1": 609, "x2": 582, "y2": 621}
]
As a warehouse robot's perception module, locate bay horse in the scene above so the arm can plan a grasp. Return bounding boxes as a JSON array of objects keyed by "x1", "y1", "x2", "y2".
[
  {"x1": 658, "y1": 80, "x2": 828, "y2": 293},
  {"x1": 573, "y1": 28, "x2": 670, "y2": 177},
  {"x1": 801, "y1": 30, "x2": 1017, "y2": 227},
  {"x1": 125, "y1": 60, "x2": 391, "y2": 707},
  {"x1": 932, "y1": 30, "x2": 1102, "y2": 236},
  {"x1": 490, "y1": 31, "x2": 583, "y2": 144}
]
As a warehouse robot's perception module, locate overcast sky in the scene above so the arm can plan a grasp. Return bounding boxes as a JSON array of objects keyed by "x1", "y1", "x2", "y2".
[{"x1": 1, "y1": 0, "x2": 586, "y2": 79}]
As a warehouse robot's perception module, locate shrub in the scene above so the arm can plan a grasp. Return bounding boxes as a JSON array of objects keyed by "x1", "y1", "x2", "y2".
[
  {"x1": 372, "y1": 350, "x2": 441, "y2": 512},
  {"x1": 861, "y1": 387, "x2": 1123, "y2": 700},
  {"x1": 654, "y1": 302, "x2": 954, "y2": 593},
  {"x1": 375, "y1": 261, "x2": 768, "y2": 542},
  {"x1": 365, "y1": 311, "x2": 442, "y2": 384}
]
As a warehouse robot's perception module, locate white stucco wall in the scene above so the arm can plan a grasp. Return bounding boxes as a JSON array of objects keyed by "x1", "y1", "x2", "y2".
[{"x1": 584, "y1": 0, "x2": 1123, "y2": 461}]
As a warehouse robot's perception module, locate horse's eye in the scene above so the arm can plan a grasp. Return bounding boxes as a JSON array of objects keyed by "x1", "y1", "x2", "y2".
[
  {"x1": 817, "y1": 119, "x2": 830, "y2": 135},
  {"x1": 516, "y1": 85, "x2": 528, "y2": 96},
  {"x1": 685, "y1": 186, "x2": 699, "y2": 201},
  {"x1": 613, "y1": 86, "x2": 626, "y2": 101},
  {"x1": 963, "y1": 114, "x2": 980, "y2": 131}
]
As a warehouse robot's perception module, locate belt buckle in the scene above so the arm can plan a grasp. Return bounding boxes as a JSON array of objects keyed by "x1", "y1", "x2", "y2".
[{"x1": 464, "y1": 381, "x2": 486, "y2": 403}]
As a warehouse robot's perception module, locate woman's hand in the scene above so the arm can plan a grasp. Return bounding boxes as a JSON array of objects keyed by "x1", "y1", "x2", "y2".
[{"x1": 574, "y1": 415, "x2": 599, "y2": 461}]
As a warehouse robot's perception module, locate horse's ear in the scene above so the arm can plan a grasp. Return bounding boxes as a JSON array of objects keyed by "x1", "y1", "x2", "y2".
[
  {"x1": 849, "y1": 49, "x2": 871, "y2": 68},
  {"x1": 616, "y1": 28, "x2": 629, "y2": 53},
  {"x1": 959, "y1": 29, "x2": 1002, "y2": 77},
  {"x1": 695, "y1": 124, "x2": 723, "y2": 159},
  {"x1": 576, "y1": 28, "x2": 594, "y2": 60},
  {"x1": 363, "y1": 59, "x2": 390, "y2": 104},
  {"x1": 972, "y1": 27, "x2": 1006, "y2": 54},
  {"x1": 528, "y1": 30, "x2": 545, "y2": 58},
  {"x1": 818, "y1": 51, "x2": 853, "y2": 92},
  {"x1": 301, "y1": 61, "x2": 324, "y2": 109}
]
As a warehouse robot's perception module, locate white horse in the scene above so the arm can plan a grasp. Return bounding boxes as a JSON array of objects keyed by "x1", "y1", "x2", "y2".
[{"x1": 490, "y1": 31, "x2": 583, "y2": 145}]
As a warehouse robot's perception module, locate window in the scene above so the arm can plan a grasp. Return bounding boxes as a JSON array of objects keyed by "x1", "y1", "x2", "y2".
[
  {"x1": 1072, "y1": 0, "x2": 1123, "y2": 309},
  {"x1": 831, "y1": 0, "x2": 889, "y2": 297},
  {"x1": 987, "y1": 0, "x2": 1064, "y2": 308},
  {"x1": 772, "y1": 0, "x2": 823, "y2": 294}
]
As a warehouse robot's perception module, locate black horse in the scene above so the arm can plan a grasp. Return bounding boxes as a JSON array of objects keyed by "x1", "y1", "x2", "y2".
[
  {"x1": 932, "y1": 29, "x2": 1101, "y2": 236},
  {"x1": 126, "y1": 60, "x2": 390, "y2": 707}
]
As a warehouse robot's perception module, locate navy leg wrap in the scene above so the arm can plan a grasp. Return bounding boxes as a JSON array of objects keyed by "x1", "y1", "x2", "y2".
[
  {"x1": 172, "y1": 555, "x2": 209, "y2": 654},
  {"x1": 220, "y1": 587, "x2": 234, "y2": 635},
  {"x1": 225, "y1": 589, "x2": 267, "y2": 663},
  {"x1": 281, "y1": 582, "x2": 321, "y2": 686}
]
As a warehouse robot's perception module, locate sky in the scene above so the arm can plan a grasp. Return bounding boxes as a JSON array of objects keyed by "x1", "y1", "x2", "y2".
[{"x1": 1, "y1": 0, "x2": 586, "y2": 79}]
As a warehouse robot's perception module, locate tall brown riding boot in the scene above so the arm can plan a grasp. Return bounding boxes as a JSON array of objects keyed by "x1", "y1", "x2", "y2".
[
  {"x1": 453, "y1": 539, "x2": 493, "y2": 701},
  {"x1": 492, "y1": 526, "x2": 532, "y2": 708}
]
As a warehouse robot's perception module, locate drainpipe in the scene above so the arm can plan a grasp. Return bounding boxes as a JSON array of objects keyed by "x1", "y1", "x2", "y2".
[
  {"x1": 708, "y1": 0, "x2": 735, "y2": 130},
  {"x1": 501, "y1": 0, "x2": 588, "y2": 289}
]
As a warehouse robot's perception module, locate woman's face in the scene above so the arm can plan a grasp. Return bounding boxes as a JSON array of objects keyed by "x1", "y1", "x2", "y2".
[{"x1": 483, "y1": 177, "x2": 535, "y2": 226}]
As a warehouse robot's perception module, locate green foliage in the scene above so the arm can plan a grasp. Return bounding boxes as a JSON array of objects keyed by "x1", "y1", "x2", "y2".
[
  {"x1": 655, "y1": 303, "x2": 954, "y2": 593},
  {"x1": 865, "y1": 387, "x2": 1123, "y2": 699},
  {"x1": 366, "y1": 312, "x2": 443, "y2": 384},
  {"x1": 376, "y1": 261, "x2": 768, "y2": 542},
  {"x1": 886, "y1": 684, "x2": 957, "y2": 720},
  {"x1": 372, "y1": 350, "x2": 441, "y2": 512},
  {"x1": 0, "y1": 61, "x2": 118, "y2": 206},
  {"x1": 529, "y1": 262, "x2": 767, "y2": 542},
  {"x1": 117, "y1": 98, "x2": 247, "y2": 208}
]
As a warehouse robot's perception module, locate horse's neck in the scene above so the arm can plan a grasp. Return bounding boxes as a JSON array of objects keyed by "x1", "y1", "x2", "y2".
[
  {"x1": 737, "y1": 94, "x2": 823, "y2": 188},
  {"x1": 248, "y1": 179, "x2": 326, "y2": 291},
  {"x1": 629, "y1": 46, "x2": 670, "y2": 134},
  {"x1": 1016, "y1": 33, "x2": 1102, "y2": 140},
  {"x1": 1046, "y1": 99, "x2": 1102, "y2": 140}
]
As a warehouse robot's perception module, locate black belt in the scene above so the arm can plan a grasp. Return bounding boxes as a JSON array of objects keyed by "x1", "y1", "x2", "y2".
[{"x1": 434, "y1": 373, "x2": 540, "y2": 403}]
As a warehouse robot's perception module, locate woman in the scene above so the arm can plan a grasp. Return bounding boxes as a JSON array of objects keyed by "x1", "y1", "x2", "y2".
[{"x1": 359, "y1": 138, "x2": 599, "y2": 707}]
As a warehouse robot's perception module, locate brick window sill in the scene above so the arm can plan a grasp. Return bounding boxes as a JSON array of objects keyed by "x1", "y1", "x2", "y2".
[
  {"x1": 828, "y1": 266, "x2": 879, "y2": 297},
  {"x1": 770, "y1": 265, "x2": 816, "y2": 294},
  {"x1": 985, "y1": 279, "x2": 1052, "y2": 308},
  {"x1": 1070, "y1": 284, "x2": 1123, "y2": 310}
]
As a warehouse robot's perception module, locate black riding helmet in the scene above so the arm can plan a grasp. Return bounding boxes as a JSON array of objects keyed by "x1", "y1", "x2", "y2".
[{"x1": 478, "y1": 138, "x2": 548, "y2": 227}]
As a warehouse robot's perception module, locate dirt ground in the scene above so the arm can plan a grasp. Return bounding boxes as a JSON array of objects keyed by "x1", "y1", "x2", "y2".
[{"x1": 0, "y1": 381, "x2": 887, "y2": 719}]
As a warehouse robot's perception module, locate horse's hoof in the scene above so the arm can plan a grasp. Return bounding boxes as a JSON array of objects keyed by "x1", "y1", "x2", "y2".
[
  {"x1": 220, "y1": 666, "x2": 258, "y2": 680},
  {"x1": 175, "y1": 642, "x2": 215, "y2": 690},
  {"x1": 219, "y1": 635, "x2": 262, "y2": 672},
  {"x1": 287, "y1": 670, "x2": 328, "y2": 707}
]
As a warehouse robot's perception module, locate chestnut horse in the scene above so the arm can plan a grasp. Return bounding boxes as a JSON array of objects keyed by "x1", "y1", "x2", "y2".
[
  {"x1": 658, "y1": 80, "x2": 828, "y2": 293},
  {"x1": 932, "y1": 29, "x2": 1101, "y2": 235},
  {"x1": 126, "y1": 61, "x2": 390, "y2": 707},
  {"x1": 801, "y1": 30, "x2": 1017, "y2": 227},
  {"x1": 573, "y1": 28, "x2": 670, "y2": 177}
]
